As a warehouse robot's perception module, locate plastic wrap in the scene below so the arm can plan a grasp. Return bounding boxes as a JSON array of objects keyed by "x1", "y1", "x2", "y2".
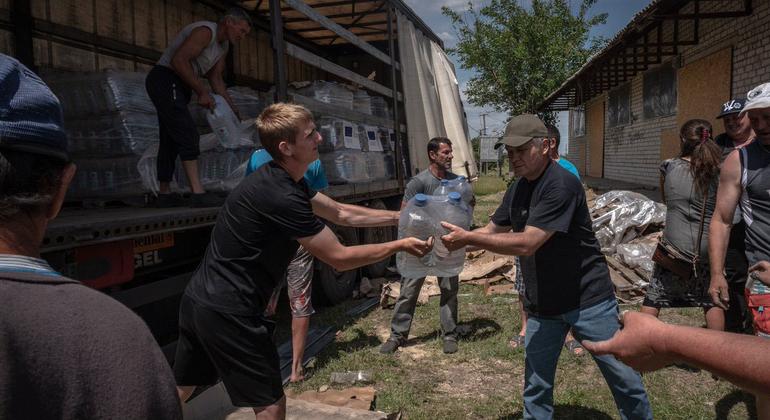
[
  {"x1": 137, "y1": 132, "x2": 253, "y2": 194},
  {"x1": 591, "y1": 190, "x2": 666, "y2": 253},
  {"x1": 65, "y1": 111, "x2": 159, "y2": 157},
  {"x1": 45, "y1": 71, "x2": 154, "y2": 117},
  {"x1": 353, "y1": 90, "x2": 372, "y2": 115},
  {"x1": 370, "y1": 96, "x2": 392, "y2": 119},
  {"x1": 68, "y1": 156, "x2": 145, "y2": 198},
  {"x1": 320, "y1": 150, "x2": 395, "y2": 184},
  {"x1": 296, "y1": 81, "x2": 354, "y2": 109},
  {"x1": 616, "y1": 242, "x2": 656, "y2": 277}
]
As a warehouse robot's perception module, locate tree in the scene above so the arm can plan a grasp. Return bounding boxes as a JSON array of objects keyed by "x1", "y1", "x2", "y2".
[{"x1": 443, "y1": 0, "x2": 607, "y2": 123}]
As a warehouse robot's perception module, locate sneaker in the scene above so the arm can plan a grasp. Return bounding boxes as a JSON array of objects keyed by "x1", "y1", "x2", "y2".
[
  {"x1": 379, "y1": 339, "x2": 403, "y2": 354},
  {"x1": 443, "y1": 337, "x2": 458, "y2": 354},
  {"x1": 154, "y1": 193, "x2": 184, "y2": 208},
  {"x1": 190, "y1": 192, "x2": 224, "y2": 208}
]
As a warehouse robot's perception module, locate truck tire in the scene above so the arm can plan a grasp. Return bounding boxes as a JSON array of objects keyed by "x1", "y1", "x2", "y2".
[
  {"x1": 362, "y1": 199, "x2": 396, "y2": 278},
  {"x1": 314, "y1": 225, "x2": 359, "y2": 305}
]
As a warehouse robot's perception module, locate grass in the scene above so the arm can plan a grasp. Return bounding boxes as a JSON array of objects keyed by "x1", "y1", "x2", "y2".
[
  {"x1": 279, "y1": 183, "x2": 754, "y2": 419},
  {"x1": 286, "y1": 289, "x2": 753, "y2": 419}
]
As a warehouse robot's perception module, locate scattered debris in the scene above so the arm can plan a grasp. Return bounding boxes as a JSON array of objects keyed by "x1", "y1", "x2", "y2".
[
  {"x1": 289, "y1": 386, "x2": 376, "y2": 411},
  {"x1": 459, "y1": 255, "x2": 512, "y2": 281},
  {"x1": 319, "y1": 385, "x2": 329, "y2": 393},
  {"x1": 591, "y1": 190, "x2": 665, "y2": 253},
  {"x1": 284, "y1": 397, "x2": 388, "y2": 420},
  {"x1": 359, "y1": 276, "x2": 389, "y2": 298},
  {"x1": 484, "y1": 283, "x2": 517, "y2": 296},
  {"x1": 379, "y1": 277, "x2": 441, "y2": 308},
  {"x1": 330, "y1": 371, "x2": 374, "y2": 386}
]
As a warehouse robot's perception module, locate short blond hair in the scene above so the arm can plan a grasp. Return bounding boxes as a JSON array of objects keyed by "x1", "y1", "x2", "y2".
[{"x1": 256, "y1": 103, "x2": 313, "y2": 161}]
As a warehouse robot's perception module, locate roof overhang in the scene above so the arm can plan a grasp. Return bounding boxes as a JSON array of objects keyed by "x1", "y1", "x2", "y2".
[{"x1": 537, "y1": 0, "x2": 753, "y2": 112}]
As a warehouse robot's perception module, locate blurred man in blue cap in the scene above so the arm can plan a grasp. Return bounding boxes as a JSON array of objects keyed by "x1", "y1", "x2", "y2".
[{"x1": 0, "y1": 54, "x2": 181, "y2": 419}]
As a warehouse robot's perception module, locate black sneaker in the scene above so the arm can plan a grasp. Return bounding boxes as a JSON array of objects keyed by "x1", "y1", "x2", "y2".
[
  {"x1": 155, "y1": 193, "x2": 184, "y2": 208},
  {"x1": 379, "y1": 339, "x2": 403, "y2": 354},
  {"x1": 190, "y1": 192, "x2": 224, "y2": 208},
  {"x1": 443, "y1": 337, "x2": 458, "y2": 354}
]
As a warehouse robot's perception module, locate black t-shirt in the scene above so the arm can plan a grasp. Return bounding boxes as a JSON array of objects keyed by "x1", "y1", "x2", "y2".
[
  {"x1": 186, "y1": 161, "x2": 325, "y2": 315},
  {"x1": 491, "y1": 161, "x2": 614, "y2": 316},
  {"x1": 0, "y1": 272, "x2": 181, "y2": 419}
]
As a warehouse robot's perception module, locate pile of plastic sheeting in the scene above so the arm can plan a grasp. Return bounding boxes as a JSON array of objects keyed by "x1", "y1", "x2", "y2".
[{"x1": 591, "y1": 190, "x2": 666, "y2": 254}]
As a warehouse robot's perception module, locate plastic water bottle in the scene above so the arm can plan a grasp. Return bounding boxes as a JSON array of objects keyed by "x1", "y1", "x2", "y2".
[
  {"x1": 206, "y1": 94, "x2": 241, "y2": 148},
  {"x1": 433, "y1": 192, "x2": 472, "y2": 276},
  {"x1": 397, "y1": 194, "x2": 436, "y2": 278},
  {"x1": 435, "y1": 179, "x2": 451, "y2": 196}
]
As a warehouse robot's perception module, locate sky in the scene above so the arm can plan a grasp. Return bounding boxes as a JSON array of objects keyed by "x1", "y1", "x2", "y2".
[{"x1": 402, "y1": 0, "x2": 652, "y2": 154}]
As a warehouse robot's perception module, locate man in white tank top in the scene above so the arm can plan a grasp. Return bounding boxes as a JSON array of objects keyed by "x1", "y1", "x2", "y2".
[{"x1": 146, "y1": 8, "x2": 251, "y2": 208}]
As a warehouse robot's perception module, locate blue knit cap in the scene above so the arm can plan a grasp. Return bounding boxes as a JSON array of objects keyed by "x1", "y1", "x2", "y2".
[{"x1": 0, "y1": 54, "x2": 69, "y2": 162}]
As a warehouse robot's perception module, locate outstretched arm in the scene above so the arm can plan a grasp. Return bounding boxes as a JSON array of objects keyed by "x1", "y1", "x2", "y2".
[
  {"x1": 298, "y1": 226, "x2": 432, "y2": 272},
  {"x1": 311, "y1": 193, "x2": 399, "y2": 227},
  {"x1": 709, "y1": 150, "x2": 742, "y2": 309},
  {"x1": 440, "y1": 222, "x2": 553, "y2": 256},
  {"x1": 582, "y1": 311, "x2": 770, "y2": 396}
]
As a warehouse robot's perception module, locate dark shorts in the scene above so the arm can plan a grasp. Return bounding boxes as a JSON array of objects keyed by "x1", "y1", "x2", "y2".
[
  {"x1": 173, "y1": 294, "x2": 283, "y2": 407},
  {"x1": 145, "y1": 65, "x2": 200, "y2": 182}
]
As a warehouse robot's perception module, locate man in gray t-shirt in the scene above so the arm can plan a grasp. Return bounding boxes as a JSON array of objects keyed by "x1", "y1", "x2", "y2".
[{"x1": 381, "y1": 137, "x2": 472, "y2": 355}]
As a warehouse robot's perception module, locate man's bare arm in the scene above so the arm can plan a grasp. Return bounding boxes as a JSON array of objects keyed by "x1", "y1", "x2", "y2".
[
  {"x1": 311, "y1": 193, "x2": 398, "y2": 227},
  {"x1": 708, "y1": 150, "x2": 742, "y2": 309},
  {"x1": 206, "y1": 58, "x2": 241, "y2": 118},
  {"x1": 441, "y1": 223, "x2": 553, "y2": 256},
  {"x1": 583, "y1": 311, "x2": 770, "y2": 396},
  {"x1": 298, "y1": 226, "x2": 431, "y2": 272},
  {"x1": 170, "y1": 26, "x2": 213, "y2": 100}
]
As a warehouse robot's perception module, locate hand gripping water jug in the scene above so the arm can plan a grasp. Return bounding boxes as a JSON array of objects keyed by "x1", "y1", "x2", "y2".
[
  {"x1": 396, "y1": 194, "x2": 436, "y2": 278},
  {"x1": 432, "y1": 192, "x2": 472, "y2": 277},
  {"x1": 206, "y1": 94, "x2": 241, "y2": 148}
]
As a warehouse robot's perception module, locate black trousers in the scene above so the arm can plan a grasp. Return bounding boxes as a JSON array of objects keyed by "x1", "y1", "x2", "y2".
[{"x1": 145, "y1": 65, "x2": 200, "y2": 183}]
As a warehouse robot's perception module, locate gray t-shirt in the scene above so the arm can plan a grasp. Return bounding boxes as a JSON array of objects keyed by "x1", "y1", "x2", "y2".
[
  {"x1": 402, "y1": 169, "x2": 458, "y2": 203},
  {"x1": 0, "y1": 272, "x2": 182, "y2": 419},
  {"x1": 660, "y1": 158, "x2": 717, "y2": 258}
]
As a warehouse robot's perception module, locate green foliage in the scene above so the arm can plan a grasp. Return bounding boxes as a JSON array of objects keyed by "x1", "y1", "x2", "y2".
[{"x1": 443, "y1": 0, "x2": 608, "y2": 123}]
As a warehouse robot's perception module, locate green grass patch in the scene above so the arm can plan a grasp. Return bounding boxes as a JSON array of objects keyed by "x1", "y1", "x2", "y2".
[{"x1": 472, "y1": 175, "x2": 509, "y2": 197}]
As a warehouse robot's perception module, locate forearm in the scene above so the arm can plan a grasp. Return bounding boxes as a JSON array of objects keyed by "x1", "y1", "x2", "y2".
[
  {"x1": 171, "y1": 58, "x2": 207, "y2": 95},
  {"x1": 708, "y1": 218, "x2": 732, "y2": 277},
  {"x1": 333, "y1": 203, "x2": 399, "y2": 227},
  {"x1": 322, "y1": 240, "x2": 403, "y2": 272},
  {"x1": 662, "y1": 324, "x2": 770, "y2": 395},
  {"x1": 464, "y1": 230, "x2": 533, "y2": 256},
  {"x1": 210, "y1": 78, "x2": 240, "y2": 116}
]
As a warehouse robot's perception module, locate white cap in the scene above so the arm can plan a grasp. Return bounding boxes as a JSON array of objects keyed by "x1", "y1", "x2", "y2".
[{"x1": 740, "y1": 82, "x2": 770, "y2": 115}]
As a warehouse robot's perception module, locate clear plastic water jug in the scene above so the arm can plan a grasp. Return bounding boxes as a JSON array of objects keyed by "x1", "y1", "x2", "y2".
[{"x1": 206, "y1": 94, "x2": 241, "y2": 148}]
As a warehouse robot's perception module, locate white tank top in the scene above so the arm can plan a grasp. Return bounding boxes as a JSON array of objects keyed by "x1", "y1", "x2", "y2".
[{"x1": 157, "y1": 21, "x2": 229, "y2": 78}]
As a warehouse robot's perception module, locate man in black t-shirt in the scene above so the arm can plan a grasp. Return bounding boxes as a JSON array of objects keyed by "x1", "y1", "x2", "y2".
[
  {"x1": 440, "y1": 115, "x2": 652, "y2": 419},
  {"x1": 174, "y1": 103, "x2": 433, "y2": 419}
]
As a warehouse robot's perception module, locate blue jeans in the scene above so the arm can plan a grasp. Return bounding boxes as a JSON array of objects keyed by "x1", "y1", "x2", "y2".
[{"x1": 524, "y1": 298, "x2": 652, "y2": 420}]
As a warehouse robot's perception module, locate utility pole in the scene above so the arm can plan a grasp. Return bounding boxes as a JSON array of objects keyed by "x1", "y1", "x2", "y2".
[{"x1": 480, "y1": 113, "x2": 488, "y2": 174}]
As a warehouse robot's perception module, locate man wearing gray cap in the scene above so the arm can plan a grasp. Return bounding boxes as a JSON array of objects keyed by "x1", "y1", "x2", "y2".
[
  {"x1": 713, "y1": 98, "x2": 755, "y2": 334},
  {"x1": 710, "y1": 82, "x2": 770, "y2": 418},
  {"x1": 440, "y1": 114, "x2": 651, "y2": 419},
  {"x1": 0, "y1": 54, "x2": 181, "y2": 419}
]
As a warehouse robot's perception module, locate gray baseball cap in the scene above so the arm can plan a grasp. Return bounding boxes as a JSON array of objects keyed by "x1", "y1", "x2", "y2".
[{"x1": 494, "y1": 114, "x2": 549, "y2": 149}]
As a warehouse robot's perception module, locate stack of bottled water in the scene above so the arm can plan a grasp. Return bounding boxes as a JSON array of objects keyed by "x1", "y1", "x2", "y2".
[
  {"x1": 435, "y1": 177, "x2": 474, "y2": 205},
  {"x1": 396, "y1": 192, "x2": 472, "y2": 278}
]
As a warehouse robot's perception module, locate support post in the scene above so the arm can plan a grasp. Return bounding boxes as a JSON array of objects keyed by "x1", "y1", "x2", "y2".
[
  {"x1": 386, "y1": 3, "x2": 405, "y2": 183},
  {"x1": 11, "y1": 0, "x2": 34, "y2": 69},
  {"x1": 269, "y1": 0, "x2": 287, "y2": 102}
]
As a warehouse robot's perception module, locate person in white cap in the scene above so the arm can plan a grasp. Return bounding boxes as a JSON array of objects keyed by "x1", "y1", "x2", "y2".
[{"x1": 709, "y1": 82, "x2": 770, "y2": 419}]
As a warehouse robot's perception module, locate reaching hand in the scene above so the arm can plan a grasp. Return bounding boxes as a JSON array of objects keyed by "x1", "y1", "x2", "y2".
[
  {"x1": 440, "y1": 221, "x2": 468, "y2": 251},
  {"x1": 198, "y1": 91, "x2": 215, "y2": 110},
  {"x1": 402, "y1": 236, "x2": 434, "y2": 257},
  {"x1": 582, "y1": 311, "x2": 675, "y2": 372},
  {"x1": 750, "y1": 261, "x2": 770, "y2": 286},
  {"x1": 708, "y1": 273, "x2": 730, "y2": 309}
]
